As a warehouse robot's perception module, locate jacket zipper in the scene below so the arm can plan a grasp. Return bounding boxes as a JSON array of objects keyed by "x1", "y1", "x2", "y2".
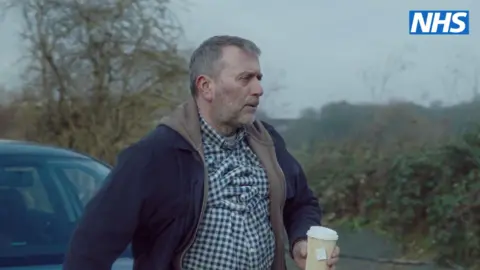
[
  {"x1": 177, "y1": 152, "x2": 209, "y2": 269},
  {"x1": 278, "y1": 156, "x2": 287, "y2": 270}
]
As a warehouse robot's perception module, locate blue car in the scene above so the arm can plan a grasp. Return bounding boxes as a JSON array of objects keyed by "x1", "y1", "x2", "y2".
[{"x1": 0, "y1": 140, "x2": 133, "y2": 269}]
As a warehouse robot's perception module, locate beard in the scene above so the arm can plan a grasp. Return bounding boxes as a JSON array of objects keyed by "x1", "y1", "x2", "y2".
[
  {"x1": 210, "y1": 84, "x2": 259, "y2": 131},
  {"x1": 215, "y1": 101, "x2": 257, "y2": 125}
]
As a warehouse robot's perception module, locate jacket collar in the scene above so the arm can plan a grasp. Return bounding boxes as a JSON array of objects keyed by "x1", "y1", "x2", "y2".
[{"x1": 159, "y1": 96, "x2": 274, "y2": 152}]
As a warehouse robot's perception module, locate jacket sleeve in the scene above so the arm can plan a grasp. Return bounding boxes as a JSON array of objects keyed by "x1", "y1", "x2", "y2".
[
  {"x1": 63, "y1": 137, "x2": 170, "y2": 270},
  {"x1": 283, "y1": 153, "x2": 322, "y2": 253},
  {"x1": 261, "y1": 121, "x2": 322, "y2": 253}
]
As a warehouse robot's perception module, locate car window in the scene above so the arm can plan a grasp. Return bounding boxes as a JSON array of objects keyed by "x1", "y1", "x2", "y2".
[
  {"x1": 62, "y1": 168, "x2": 98, "y2": 205},
  {"x1": 0, "y1": 163, "x2": 68, "y2": 251},
  {"x1": 1, "y1": 166, "x2": 54, "y2": 213},
  {"x1": 0, "y1": 155, "x2": 111, "y2": 267},
  {"x1": 0, "y1": 166, "x2": 58, "y2": 250},
  {"x1": 48, "y1": 160, "x2": 110, "y2": 206}
]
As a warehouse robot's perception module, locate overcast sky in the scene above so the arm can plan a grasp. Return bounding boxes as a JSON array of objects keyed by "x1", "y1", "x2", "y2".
[{"x1": 0, "y1": 0, "x2": 478, "y2": 117}]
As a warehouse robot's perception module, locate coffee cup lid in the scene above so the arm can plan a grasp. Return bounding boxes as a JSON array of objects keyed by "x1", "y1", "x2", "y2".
[{"x1": 306, "y1": 226, "x2": 338, "y2": 241}]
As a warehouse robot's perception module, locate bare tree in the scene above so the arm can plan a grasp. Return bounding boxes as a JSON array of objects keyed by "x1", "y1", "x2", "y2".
[
  {"x1": 443, "y1": 50, "x2": 480, "y2": 102},
  {"x1": 2, "y1": 0, "x2": 188, "y2": 163},
  {"x1": 259, "y1": 68, "x2": 290, "y2": 118},
  {"x1": 0, "y1": 86, "x2": 16, "y2": 138},
  {"x1": 360, "y1": 44, "x2": 417, "y2": 102}
]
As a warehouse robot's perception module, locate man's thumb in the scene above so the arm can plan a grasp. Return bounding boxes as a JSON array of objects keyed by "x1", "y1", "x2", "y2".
[
  {"x1": 293, "y1": 241, "x2": 308, "y2": 258},
  {"x1": 300, "y1": 242, "x2": 308, "y2": 257}
]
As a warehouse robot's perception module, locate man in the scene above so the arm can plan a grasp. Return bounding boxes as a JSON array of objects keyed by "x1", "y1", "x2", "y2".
[{"x1": 64, "y1": 35, "x2": 340, "y2": 270}]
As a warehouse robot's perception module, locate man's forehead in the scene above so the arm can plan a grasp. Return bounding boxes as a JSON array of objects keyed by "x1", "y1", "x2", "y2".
[{"x1": 219, "y1": 46, "x2": 261, "y2": 72}]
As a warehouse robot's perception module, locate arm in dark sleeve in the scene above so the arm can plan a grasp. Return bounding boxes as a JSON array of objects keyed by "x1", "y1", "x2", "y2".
[
  {"x1": 262, "y1": 122, "x2": 322, "y2": 253},
  {"x1": 63, "y1": 139, "x2": 166, "y2": 270},
  {"x1": 283, "y1": 155, "x2": 322, "y2": 253}
]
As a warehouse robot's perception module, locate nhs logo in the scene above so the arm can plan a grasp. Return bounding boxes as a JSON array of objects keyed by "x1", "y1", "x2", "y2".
[{"x1": 409, "y1": 10, "x2": 469, "y2": 35}]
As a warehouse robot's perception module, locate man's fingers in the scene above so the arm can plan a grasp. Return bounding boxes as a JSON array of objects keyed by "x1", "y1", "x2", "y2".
[
  {"x1": 327, "y1": 246, "x2": 340, "y2": 266},
  {"x1": 327, "y1": 256, "x2": 339, "y2": 266},
  {"x1": 331, "y1": 246, "x2": 340, "y2": 258}
]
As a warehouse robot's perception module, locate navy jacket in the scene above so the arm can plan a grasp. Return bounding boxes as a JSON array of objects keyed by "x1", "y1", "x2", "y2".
[{"x1": 64, "y1": 99, "x2": 322, "y2": 270}]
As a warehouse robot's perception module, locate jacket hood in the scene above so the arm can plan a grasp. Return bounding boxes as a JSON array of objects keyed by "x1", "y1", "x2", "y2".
[{"x1": 159, "y1": 97, "x2": 274, "y2": 154}]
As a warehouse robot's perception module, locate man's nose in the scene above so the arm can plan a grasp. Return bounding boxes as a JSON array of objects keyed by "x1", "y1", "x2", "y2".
[{"x1": 251, "y1": 79, "x2": 263, "y2": 96}]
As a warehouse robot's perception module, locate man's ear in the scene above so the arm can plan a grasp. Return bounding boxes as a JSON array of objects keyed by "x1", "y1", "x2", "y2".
[{"x1": 196, "y1": 75, "x2": 214, "y2": 102}]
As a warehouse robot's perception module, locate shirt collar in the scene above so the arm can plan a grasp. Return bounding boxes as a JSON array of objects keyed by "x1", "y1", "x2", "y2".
[{"x1": 200, "y1": 117, "x2": 246, "y2": 150}]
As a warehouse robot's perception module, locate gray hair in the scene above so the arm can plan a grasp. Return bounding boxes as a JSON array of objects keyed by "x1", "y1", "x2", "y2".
[{"x1": 189, "y1": 35, "x2": 261, "y2": 96}]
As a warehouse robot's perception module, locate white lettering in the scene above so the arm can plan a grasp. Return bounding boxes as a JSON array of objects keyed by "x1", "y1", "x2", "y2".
[
  {"x1": 431, "y1": 12, "x2": 452, "y2": 33},
  {"x1": 411, "y1": 12, "x2": 433, "y2": 33},
  {"x1": 450, "y1": 12, "x2": 467, "y2": 33},
  {"x1": 411, "y1": 11, "x2": 468, "y2": 33}
]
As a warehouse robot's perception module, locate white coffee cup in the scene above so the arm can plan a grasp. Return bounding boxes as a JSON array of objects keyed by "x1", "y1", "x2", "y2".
[{"x1": 305, "y1": 226, "x2": 339, "y2": 270}]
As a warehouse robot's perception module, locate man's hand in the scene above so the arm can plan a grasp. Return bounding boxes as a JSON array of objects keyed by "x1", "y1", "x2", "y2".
[{"x1": 292, "y1": 240, "x2": 340, "y2": 270}]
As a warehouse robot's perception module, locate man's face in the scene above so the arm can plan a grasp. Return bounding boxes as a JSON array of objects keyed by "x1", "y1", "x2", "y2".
[{"x1": 208, "y1": 46, "x2": 263, "y2": 127}]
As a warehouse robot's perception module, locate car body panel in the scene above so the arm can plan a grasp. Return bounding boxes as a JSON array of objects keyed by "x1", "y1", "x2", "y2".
[
  {"x1": 0, "y1": 140, "x2": 132, "y2": 269},
  {"x1": 0, "y1": 258, "x2": 134, "y2": 270},
  {"x1": 0, "y1": 140, "x2": 89, "y2": 159}
]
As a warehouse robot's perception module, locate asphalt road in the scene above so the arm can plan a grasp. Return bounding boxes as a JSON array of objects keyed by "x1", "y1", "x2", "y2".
[{"x1": 285, "y1": 226, "x2": 452, "y2": 270}]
